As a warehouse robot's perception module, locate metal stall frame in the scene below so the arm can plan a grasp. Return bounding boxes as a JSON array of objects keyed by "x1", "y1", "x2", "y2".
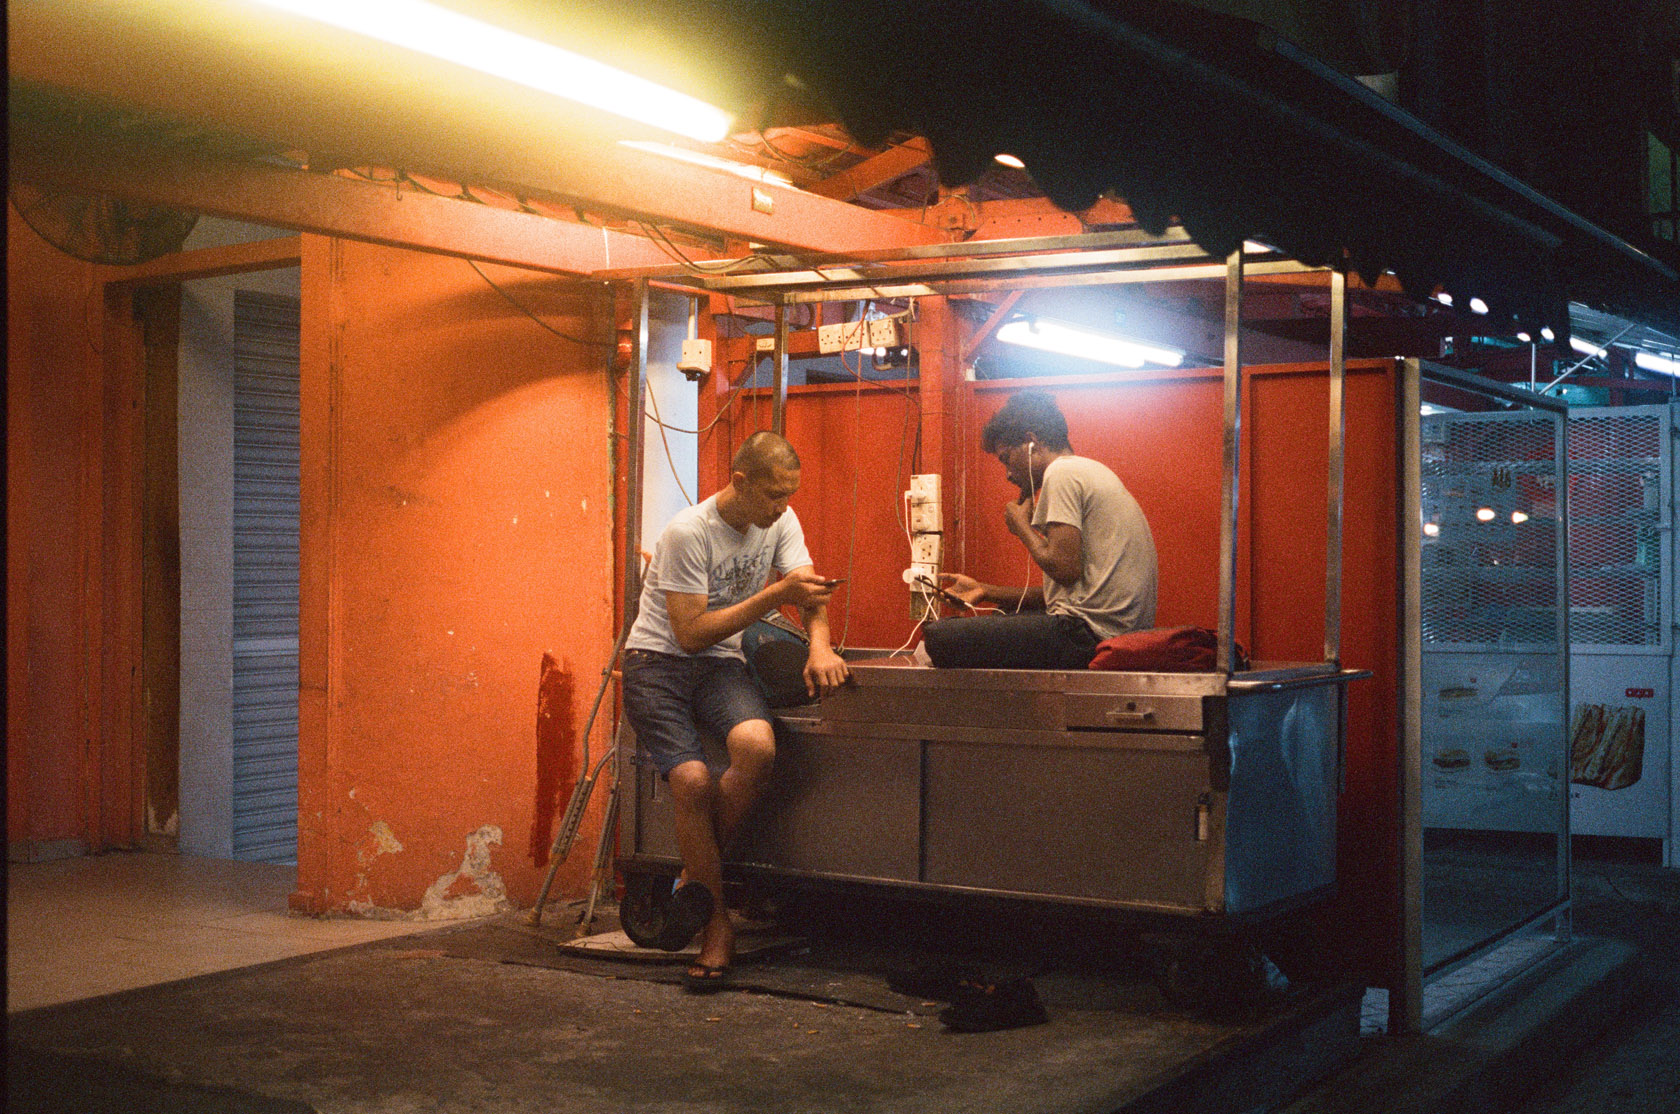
[
  {"x1": 1397, "y1": 358, "x2": 1573, "y2": 1034},
  {"x1": 604, "y1": 228, "x2": 1369, "y2": 995}
]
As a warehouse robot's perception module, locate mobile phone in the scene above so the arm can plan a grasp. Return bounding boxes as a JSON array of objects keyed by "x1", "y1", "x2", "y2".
[
  {"x1": 819, "y1": 577, "x2": 847, "y2": 587},
  {"x1": 915, "y1": 576, "x2": 972, "y2": 610}
]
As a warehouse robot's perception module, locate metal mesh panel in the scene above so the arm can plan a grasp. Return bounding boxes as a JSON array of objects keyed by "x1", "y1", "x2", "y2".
[
  {"x1": 1566, "y1": 411, "x2": 1666, "y2": 647},
  {"x1": 1420, "y1": 412, "x2": 1563, "y2": 647}
]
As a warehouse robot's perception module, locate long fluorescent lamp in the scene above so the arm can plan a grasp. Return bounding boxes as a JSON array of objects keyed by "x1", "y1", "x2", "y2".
[
  {"x1": 249, "y1": 0, "x2": 735, "y2": 142},
  {"x1": 1570, "y1": 335, "x2": 1608, "y2": 359},
  {"x1": 1634, "y1": 350, "x2": 1680, "y2": 377},
  {"x1": 996, "y1": 318, "x2": 1184, "y2": 368},
  {"x1": 619, "y1": 141, "x2": 793, "y2": 187}
]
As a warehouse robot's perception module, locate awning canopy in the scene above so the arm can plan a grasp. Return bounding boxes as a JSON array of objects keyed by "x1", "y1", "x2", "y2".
[{"x1": 728, "y1": 0, "x2": 1678, "y2": 340}]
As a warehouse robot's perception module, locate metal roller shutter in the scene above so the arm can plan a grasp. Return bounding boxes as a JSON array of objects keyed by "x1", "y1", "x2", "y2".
[{"x1": 232, "y1": 290, "x2": 300, "y2": 864}]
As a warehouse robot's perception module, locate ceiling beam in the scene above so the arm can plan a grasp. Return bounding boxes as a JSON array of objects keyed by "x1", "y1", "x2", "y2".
[
  {"x1": 807, "y1": 139, "x2": 933, "y2": 201},
  {"x1": 99, "y1": 236, "x2": 304, "y2": 285},
  {"x1": 10, "y1": 125, "x2": 675, "y2": 276},
  {"x1": 9, "y1": 0, "x2": 949, "y2": 257}
]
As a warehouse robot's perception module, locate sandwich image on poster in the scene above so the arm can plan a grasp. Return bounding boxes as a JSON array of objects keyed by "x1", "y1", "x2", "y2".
[{"x1": 1568, "y1": 704, "x2": 1646, "y2": 790}]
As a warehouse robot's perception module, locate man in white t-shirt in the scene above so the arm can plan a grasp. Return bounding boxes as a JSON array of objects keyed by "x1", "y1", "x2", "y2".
[
  {"x1": 935, "y1": 390, "x2": 1158, "y2": 668},
  {"x1": 621, "y1": 431, "x2": 848, "y2": 990}
]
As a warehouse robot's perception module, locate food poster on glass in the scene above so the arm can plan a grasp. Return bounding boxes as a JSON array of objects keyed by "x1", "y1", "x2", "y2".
[
  {"x1": 1421, "y1": 652, "x2": 1567, "y2": 832},
  {"x1": 1567, "y1": 654, "x2": 1670, "y2": 839}
]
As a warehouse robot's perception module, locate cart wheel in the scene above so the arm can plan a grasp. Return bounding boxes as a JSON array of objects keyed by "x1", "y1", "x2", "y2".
[
  {"x1": 619, "y1": 872, "x2": 675, "y2": 949},
  {"x1": 1149, "y1": 938, "x2": 1268, "y2": 1014}
]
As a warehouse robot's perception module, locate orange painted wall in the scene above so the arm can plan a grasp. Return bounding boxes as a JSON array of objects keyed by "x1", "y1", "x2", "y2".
[
  {"x1": 293, "y1": 236, "x2": 616, "y2": 913},
  {"x1": 7, "y1": 205, "x2": 105, "y2": 852}
]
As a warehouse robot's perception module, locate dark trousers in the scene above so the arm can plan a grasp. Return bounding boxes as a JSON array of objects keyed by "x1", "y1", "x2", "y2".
[{"x1": 922, "y1": 612, "x2": 1098, "y2": 670}]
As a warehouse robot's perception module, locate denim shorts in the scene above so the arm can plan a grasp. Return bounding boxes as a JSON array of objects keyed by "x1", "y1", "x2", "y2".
[{"x1": 621, "y1": 650, "x2": 774, "y2": 778}]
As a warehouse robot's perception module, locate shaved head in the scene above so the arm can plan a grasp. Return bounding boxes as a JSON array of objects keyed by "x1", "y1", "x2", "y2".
[{"x1": 731, "y1": 431, "x2": 800, "y2": 480}]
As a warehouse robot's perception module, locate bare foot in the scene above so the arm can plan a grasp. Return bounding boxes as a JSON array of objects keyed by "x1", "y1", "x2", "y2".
[{"x1": 693, "y1": 909, "x2": 735, "y2": 972}]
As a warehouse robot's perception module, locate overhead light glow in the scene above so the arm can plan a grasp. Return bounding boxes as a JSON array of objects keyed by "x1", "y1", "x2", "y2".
[
  {"x1": 1435, "y1": 292, "x2": 1454, "y2": 307},
  {"x1": 1468, "y1": 297, "x2": 1489, "y2": 315},
  {"x1": 1540, "y1": 327, "x2": 1556, "y2": 342},
  {"x1": 1476, "y1": 507, "x2": 1497, "y2": 522},
  {"x1": 1423, "y1": 522, "x2": 1441, "y2": 538},
  {"x1": 249, "y1": 0, "x2": 735, "y2": 142},
  {"x1": 1634, "y1": 350, "x2": 1680, "y2": 377},
  {"x1": 619, "y1": 141, "x2": 792, "y2": 186},
  {"x1": 996, "y1": 318, "x2": 1185, "y2": 369},
  {"x1": 1516, "y1": 332, "x2": 1532, "y2": 343},
  {"x1": 1511, "y1": 510, "x2": 1529, "y2": 524},
  {"x1": 1570, "y1": 336, "x2": 1608, "y2": 359},
  {"x1": 993, "y1": 153, "x2": 1026, "y2": 169}
]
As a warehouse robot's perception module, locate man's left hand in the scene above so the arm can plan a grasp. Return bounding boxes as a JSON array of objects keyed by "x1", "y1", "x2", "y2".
[{"x1": 803, "y1": 647, "x2": 850, "y2": 698}]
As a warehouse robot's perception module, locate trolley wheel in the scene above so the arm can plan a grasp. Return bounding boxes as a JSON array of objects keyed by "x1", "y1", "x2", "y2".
[
  {"x1": 619, "y1": 871, "x2": 676, "y2": 949},
  {"x1": 1148, "y1": 936, "x2": 1269, "y2": 1014}
]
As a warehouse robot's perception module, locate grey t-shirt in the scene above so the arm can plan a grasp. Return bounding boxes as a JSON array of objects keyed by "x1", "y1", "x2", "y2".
[
  {"x1": 1031, "y1": 455, "x2": 1158, "y2": 640},
  {"x1": 626, "y1": 495, "x2": 813, "y2": 659}
]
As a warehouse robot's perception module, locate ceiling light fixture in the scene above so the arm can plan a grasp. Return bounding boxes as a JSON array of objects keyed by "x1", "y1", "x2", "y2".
[
  {"x1": 996, "y1": 318, "x2": 1184, "y2": 368},
  {"x1": 1634, "y1": 351, "x2": 1680, "y2": 377},
  {"x1": 993, "y1": 153, "x2": 1026, "y2": 169},
  {"x1": 1468, "y1": 297, "x2": 1489, "y2": 314},
  {"x1": 248, "y1": 0, "x2": 735, "y2": 142},
  {"x1": 1541, "y1": 327, "x2": 1556, "y2": 342},
  {"x1": 1434, "y1": 292, "x2": 1453, "y2": 307},
  {"x1": 1570, "y1": 336, "x2": 1608, "y2": 359},
  {"x1": 619, "y1": 141, "x2": 793, "y2": 186}
]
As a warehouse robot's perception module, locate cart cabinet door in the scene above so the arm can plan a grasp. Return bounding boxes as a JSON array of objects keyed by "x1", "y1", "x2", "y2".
[
  {"x1": 1223, "y1": 686, "x2": 1341, "y2": 914},
  {"x1": 922, "y1": 740, "x2": 1219, "y2": 913},
  {"x1": 736, "y1": 729, "x2": 923, "y2": 881}
]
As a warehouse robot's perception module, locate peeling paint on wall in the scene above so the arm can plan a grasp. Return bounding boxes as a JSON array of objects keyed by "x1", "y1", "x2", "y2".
[{"x1": 418, "y1": 825, "x2": 509, "y2": 920}]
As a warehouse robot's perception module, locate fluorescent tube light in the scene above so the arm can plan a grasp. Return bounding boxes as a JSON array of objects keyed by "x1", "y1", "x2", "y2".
[
  {"x1": 995, "y1": 318, "x2": 1184, "y2": 368},
  {"x1": 993, "y1": 153, "x2": 1026, "y2": 169},
  {"x1": 1434, "y1": 292, "x2": 1453, "y2": 307},
  {"x1": 1570, "y1": 336, "x2": 1607, "y2": 359},
  {"x1": 249, "y1": 0, "x2": 735, "y2": 142},
  {"x1": 1634, "y1": 350, "x2": 1680, "y2": 377},
  {"x1": 620, "y1": 141, "x2": 793, "y2": 186}
]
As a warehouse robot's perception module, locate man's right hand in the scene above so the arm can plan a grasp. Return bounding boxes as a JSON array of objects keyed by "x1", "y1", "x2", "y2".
[
  {"x1": 938, "y1": 573, "x2": 987, "y2": 607},
  {"x1": 779, "y1": 568, "x2": 837, "y2": 608}
]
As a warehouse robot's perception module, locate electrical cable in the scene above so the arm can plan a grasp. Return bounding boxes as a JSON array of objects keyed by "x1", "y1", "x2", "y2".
[
  {"x1": 1014, "y1": 448, "x2": 1038, "y2": 613},
  {"x1": 641, "y1": 377, "x2": 694, "y2": 507},
  {"x1": 466, "y1": 259, "x2": 613, "y2": 348}
]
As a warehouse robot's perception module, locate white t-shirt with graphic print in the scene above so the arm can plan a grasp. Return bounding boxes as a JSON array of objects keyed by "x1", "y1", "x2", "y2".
[{"x1": 626, "y1": 494, "x2": 813, "y2": 659}]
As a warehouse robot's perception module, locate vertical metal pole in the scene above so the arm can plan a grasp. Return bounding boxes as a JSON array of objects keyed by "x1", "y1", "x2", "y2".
[
  {"x1": 624, "y1": 279, "x2": 650, "y2": 624},
  {"x1": 1394, "y1": 358, "x2": 1424, "y2": 1036},
  {"x1": 772, "y1": 298, "x2": 789, "y2": 435},
  {"x1": 1553, "y1": 407, "x2": 1572, "y2": 941},
  {"x1": 1217, "y1": 249, "x2": 1244, "y2": 675},
  {"x1": 1326, "y1": 267, "x2": 1347, "y2": 667}
]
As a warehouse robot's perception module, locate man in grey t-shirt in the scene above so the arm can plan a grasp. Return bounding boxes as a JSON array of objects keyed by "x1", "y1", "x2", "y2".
[
  {"x1": 621, "y1": 432, "x2": 847, "y2": 989},
  {"x1": 935, "y1": 390, "x2": 1158, "y2": 668}
]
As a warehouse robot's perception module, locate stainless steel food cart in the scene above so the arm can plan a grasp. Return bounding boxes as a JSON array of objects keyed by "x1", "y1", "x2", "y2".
[
  {"x1": 618, "y1": 658, "x2": 1363, "y2": 923},
  {"x1": 602, "y1": 237, "x2": 1368, "y2": 982}
]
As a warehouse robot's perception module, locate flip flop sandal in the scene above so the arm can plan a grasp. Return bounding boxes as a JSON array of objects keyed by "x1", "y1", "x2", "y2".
[
  {"x1": 651, "y1": 881, "x2": 715, "y2": 952},
  {"x1": 682, "y1": 964, "x2": 733, "y2": 994}
]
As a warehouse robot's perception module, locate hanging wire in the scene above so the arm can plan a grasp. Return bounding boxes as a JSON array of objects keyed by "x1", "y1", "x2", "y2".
[{"x1": 466, "y1": 259, "x2": 613, "y2": 348}]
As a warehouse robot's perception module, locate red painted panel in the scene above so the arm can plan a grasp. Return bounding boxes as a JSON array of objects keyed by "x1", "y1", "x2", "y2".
[{"x1": 779, "y1": 383, "x2": 929, "y2": 651}]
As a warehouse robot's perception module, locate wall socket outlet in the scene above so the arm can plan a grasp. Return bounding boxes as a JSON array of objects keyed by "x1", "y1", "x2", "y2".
[
  {"x1": 867, "y1": 316, "x2": 901, "y2": 348},
  {"x1": 910, "y1": 533, "x2": 942, "y2": 565},
  {"x1": 909, "y1": 502, "x2": 941, "y2": 533}
]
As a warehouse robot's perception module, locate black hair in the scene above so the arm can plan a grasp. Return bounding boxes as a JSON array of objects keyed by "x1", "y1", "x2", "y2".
[
  {"x1": 732, "y1": 430, "x2": 800, "y2": 479},
  {"x1": 980, "y1": 390, "x2": 1072, "y2": 453}
]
